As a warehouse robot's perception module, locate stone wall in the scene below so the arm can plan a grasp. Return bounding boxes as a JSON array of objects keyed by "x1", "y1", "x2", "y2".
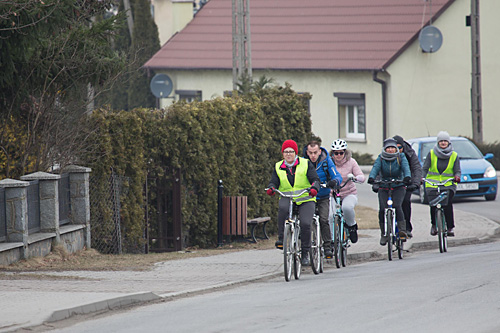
[{"x1": 0, "y1": 166, "x2": 91, "y2": 266}]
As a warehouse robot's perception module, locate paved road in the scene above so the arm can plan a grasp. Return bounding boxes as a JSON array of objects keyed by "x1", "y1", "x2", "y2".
[{"x1": 49, "y1": 241, "x2": 500, "y2": 333}]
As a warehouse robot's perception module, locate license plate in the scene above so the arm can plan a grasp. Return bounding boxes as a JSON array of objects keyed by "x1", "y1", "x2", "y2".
[{"x1": 457, "y1": 182, "x2": 479, "y2": 191}]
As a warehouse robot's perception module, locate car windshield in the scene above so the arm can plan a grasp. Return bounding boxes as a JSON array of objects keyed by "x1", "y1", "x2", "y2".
[{"x1": 421, "y1": 139, "x2": 484, "y2": 161}]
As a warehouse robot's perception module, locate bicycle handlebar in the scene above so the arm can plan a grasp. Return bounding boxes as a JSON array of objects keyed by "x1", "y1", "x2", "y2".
[
  {"x1": 422, "y1": 178, "x2": 455, "y2": 187},
  {"x1": 265, "y1": 188, "x2": 309, "y2": 198},
  {"x1": 371, "y1": 179, "x2": 405, "y2": 187}
]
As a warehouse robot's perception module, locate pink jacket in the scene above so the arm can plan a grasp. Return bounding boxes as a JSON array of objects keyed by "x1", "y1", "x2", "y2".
[{"x1": 332, "y1": 150, "x2": 365, "y2": 198}]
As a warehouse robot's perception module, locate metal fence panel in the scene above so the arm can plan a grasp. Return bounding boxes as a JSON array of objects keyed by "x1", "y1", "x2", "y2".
[
  {"x1": 0, "y1": 188, "x2": 5, "y2": 241},
  {"x1": 27, "y1": 180, "x2": 40, "y2": 233},
  {"x1": 58, "y1": 173, "x2": 71, "y2": 225}
]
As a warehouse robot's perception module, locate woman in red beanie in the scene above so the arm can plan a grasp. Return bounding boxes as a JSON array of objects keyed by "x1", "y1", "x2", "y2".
[{"x1": 267, "y1": 139, "x2": 320, "y2": 266}]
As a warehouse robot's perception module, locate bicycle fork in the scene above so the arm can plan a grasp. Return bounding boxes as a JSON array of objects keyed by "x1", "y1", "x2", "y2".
[{"x1": 385, "y1": 195, "x2": 396, "y2": 239}]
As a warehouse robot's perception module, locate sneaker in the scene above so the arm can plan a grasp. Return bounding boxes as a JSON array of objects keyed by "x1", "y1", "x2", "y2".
[
  {"x1": 430, "y1": 225, "x2": 437, "y2": 236},
  {"x1": 324, "y1": 248, "x2": 333, "y2": 259},
  {"x1": 406, "y1": 230, "x2": 413, "y2": 238},
  {"x1": 399, "y1": 230, "x2": 407, "y2": 242},
  {"x1": 380, "y1": 235, "x2": 388, "y2": 246},
  {"x1": 301, "y1": 256, "x2": 310, "y2": 266},
  {"x1": 447, "y1": 228, "x2": 455, "y2": 237},
  {"x1": 275, "y1": 239, "x2": 283, "y2": 249},
  {"x1": 348, "y1": 225, "x2": 358, "y2": 243}
]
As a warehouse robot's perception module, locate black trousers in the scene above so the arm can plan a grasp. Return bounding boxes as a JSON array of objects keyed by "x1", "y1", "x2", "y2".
[{"x1": 402, "y1": 189, "x2": 413, "y2": 232}]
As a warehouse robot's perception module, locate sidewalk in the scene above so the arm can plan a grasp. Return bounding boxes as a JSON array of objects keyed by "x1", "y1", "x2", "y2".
[{"x1": 1, "y1": 187, "x2": 499, "y2": 331}]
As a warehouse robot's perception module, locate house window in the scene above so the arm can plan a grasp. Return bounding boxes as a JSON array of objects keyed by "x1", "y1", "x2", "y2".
[
  {"x1": 175, "y1": 90, "x2": 202, "y2": 103},
  {"x1": 334, "y1": 93, "x2": 366, "y2": 141}
]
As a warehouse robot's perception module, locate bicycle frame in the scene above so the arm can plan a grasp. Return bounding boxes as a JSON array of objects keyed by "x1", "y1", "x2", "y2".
[
  {"x1": 423, "y1": 177, "x2": 454, "y2": 253},
  {"x1": 267, "y1": 188, "x2": 309, "y2": 281}
]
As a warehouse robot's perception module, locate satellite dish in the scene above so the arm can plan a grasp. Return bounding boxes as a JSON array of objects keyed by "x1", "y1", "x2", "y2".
[
  {"x1": 419, "y1": 25, "x2": 443, "y2": 53},
  {"x1": 150, "y1": 74, "x2": 173, "y2": 98}
]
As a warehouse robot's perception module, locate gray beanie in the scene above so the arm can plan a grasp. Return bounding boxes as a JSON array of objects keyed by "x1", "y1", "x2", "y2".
[
  {"x1": 383, "y1": 138, "x2": 398, "y2": 150},
  {"x1": 437, "y1": 131, "x2": 451, "y2": 143}
]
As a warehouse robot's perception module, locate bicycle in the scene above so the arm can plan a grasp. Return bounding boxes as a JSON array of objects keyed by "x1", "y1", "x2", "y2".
[
  {"x1": 266, "y1": 188, "x2": 309, "y2": 282},
  {"x1": 371, "y1": 179, "x2": 406, "y2": 261},
  {"x1": 310, "y1": 203, "x2": 323, "y2": 274},
  {"x1": 331, "y1": 176, "x2": 357, "y2": 268},
  {"x1": 422, "y1": 177, "x2": 455, "y2": 253}
]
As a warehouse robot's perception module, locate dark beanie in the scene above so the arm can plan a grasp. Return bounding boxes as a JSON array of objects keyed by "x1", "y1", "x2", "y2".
[
  {"x1": 393, "y1": 135, "x2": 405, "y2": 147},
  {"x1": 281, "y1": 139, "x2": 298, "y2": 154}
]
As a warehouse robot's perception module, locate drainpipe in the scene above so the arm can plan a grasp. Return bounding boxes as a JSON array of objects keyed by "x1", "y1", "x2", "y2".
[{"x1": 373, "y1": 70, "x2": 387, "y2": 140}]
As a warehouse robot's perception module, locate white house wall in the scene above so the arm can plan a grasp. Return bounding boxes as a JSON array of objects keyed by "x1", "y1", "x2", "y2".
[
  {"x1": 387, "y1": 0, "x2": 500, "y2": 144},
  {"x1": 160, "y1": 69, "x2": 386, "y2": 157}
]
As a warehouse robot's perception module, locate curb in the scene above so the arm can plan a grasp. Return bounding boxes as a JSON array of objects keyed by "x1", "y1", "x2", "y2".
[{"x1": 47, "y1": 292, "x2": 162, "y2": 323}]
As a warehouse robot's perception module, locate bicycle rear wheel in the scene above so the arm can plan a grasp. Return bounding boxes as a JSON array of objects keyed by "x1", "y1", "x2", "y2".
[
  {"x1": 311, "y1": 217, "x2": 321, "y2": 274},
  {"x1": 340, "y1": 222, "x2": 348, "y2": 267},
  {"x1": 397, "y1": 237, "x2": 404, "y2": 259},
  {"x1": 293, "y1": 225, "x2": 302, "y2": 280},
  {"x1": 333, "y1": 215, "x2": 341, "y2": 268},
  {"x1": 386, "y1": 210, "x2": 393, "y2": 261},
  {"x1": 283, "y1": 223, "x2": 293, "y2": 282},
  {"x1": 436, "y1": 209, "x2": 447, "y2": 253}
]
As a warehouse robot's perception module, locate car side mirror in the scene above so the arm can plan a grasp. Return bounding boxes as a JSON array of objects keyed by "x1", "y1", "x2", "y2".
[{"x1": 484, "y1": 153, "x2": 494, "y2": 160}]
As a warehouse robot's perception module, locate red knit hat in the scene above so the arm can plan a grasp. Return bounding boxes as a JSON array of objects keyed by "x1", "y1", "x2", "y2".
[{"x1": 281, "y1": 139, "x2": 298, "y2": 154}]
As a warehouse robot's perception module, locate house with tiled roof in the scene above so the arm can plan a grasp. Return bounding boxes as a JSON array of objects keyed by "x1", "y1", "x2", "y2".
[{"x1": 144, "y1": 0, "x2": 500, "y2": 156}]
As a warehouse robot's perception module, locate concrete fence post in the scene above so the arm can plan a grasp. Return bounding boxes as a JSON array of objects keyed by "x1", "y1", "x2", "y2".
[
  {"x1": 20, "y1": 172, "x2": 61, "y2": 243},
  {"x1": 62, "y1": 165, "x2": 92, "y2": 249},
  {"x1": 0, "y1": 178, "x2": 30, "y2": 258}
]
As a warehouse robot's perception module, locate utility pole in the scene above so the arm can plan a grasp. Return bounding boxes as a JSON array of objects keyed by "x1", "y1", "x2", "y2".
[
  {"x1": 470, "y1": 0, "x2": 482, "y2": 143},
  {"x1": 232, "y1": 0, "x2": 252, "y2": 90}
]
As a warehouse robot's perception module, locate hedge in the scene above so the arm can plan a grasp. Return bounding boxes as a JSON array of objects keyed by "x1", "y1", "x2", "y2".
[{"x1": 80, "y1": 84, "x2": 314, "y2": 250}]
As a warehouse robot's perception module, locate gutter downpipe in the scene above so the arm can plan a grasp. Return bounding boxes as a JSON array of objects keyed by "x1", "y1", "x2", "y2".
[{"x1": 373, "y1": 70, "x2": 387, "y2": 140}]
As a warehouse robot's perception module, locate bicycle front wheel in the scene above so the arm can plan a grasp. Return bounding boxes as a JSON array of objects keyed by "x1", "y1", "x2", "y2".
[
  {"x1": 294, "y1": 225, "x2": 302, "y2": 280},
  {"x1": 283, "y1": 223, "x2": 293, "y2": 282},
  {"x1": 311, "y1": 217, "x2": 321, "y2": 274},
  {"x1": 436, "y1": 209, "x2": 447, "y2": 253},
  {"x1": 333, "y1": 215, "x2": 341, "y2": 268},
  {"x1": 386, "y1": 210, "x2": 393, "y2": 261},
  {"x1": 340, "y1": 222, "x2": 348, "y2": 267}
]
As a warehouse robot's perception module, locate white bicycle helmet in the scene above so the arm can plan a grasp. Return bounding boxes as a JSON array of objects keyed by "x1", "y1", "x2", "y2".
[{"x1": 331, "y1": 139, "x2": 348, "y2": 150}]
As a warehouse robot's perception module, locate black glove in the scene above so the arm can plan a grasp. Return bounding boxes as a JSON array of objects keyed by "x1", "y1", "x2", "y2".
[
  {"x1": 372, "y1": 184, "x2": 379, "y2": 193},
  {"x1": 407, "y1": 184, "x2": 418, "y2": 192},
  {"x1": 368, "y1": 178, "x2": 375, "y2": 184},
  {"x1": 327, "y1": 179, "x2": 338, "y2": 188},
  {"x1": 403, "y1": 177, "x2": 411, "y2": 185}
]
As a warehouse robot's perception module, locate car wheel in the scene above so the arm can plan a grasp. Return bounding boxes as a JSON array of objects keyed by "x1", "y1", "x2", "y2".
[
  {"x1": 485, "y1": 193, "x2": 497, "y2": 201},
  {"x1": 419, "y1": 184, "x2": 428, "y2": 204}
]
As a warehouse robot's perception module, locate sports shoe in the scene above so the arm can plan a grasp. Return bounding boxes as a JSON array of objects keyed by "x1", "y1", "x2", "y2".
[
  {"x1": 399, "y1": 230, "x2": 407, "y2": 242},
  {"x1": 447, "y1": 228, "x2": 455, "y2": 237},
  {"x1": 301, "y1": 256, "x2": 310, "y2": 266},
  {"x1": 406, "y1": 230, "x2": 413, "y2": 238},
  {"x1": 275, "y1": 239, "x2": 283, "y2": 249},
  {"x1": 430, "y1": 225, "x2": 437, "y2": 236},
  {"x1": 380, "y1": 235, "x2": 388, "y2": 246},
  {"x1": 324, "y1": 248, "x2": 333, "y2": 259},
  {"x1": 348, "y1": 225, "x2": 358, "y2": 243}
]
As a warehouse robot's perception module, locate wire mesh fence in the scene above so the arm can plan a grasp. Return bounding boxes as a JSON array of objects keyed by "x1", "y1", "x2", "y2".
[{"x1": 89, "y1": 172, "x2": 128, "y2": 254}]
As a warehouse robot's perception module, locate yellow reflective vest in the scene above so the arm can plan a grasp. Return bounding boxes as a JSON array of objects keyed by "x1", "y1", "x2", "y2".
[
  {"x1": 425, "y1": 149, "x2": 458, "y2": 189},
  {"x1": 276, "y1": 157, "x2": 315, "y2": 205}
]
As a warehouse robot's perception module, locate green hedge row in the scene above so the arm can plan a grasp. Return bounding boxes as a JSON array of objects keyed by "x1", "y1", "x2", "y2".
[{"x1": 81, "y1": 84, "x2": 314, "y2": 249}]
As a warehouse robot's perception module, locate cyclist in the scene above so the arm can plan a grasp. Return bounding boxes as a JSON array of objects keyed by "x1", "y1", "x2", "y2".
[
  {"x1": 368, "y1": 138, "x2": 411, "y2": 245},
  {"x1": 329, "y1": 139, "x2": 365, "y2": 243},
  {"x1": 303, "y1": 140, "x2": 342, "y2": 259},
  {"x1": 267, "y1": 139, "x2": 320, "y2": 266},
  {"x1": 422, "y1": 131, "x2": 461, "y2": 237},
  {"x1": 393, "y1": 135, "x2": 423, "y2": 238}
]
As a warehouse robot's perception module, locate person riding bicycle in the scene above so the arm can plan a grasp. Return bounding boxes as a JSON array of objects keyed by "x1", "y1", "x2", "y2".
[
  {"x1": 267, "y1": 139, "x2": 320, "y2": 266},
  {"x1": 422, "y1": 131, "x2": 461, "y2": 237},
  {"x1": 329, "y1": 139, "x2": 365, "y2": 243},
  {"x1": 393, "y1": 135, "x2": 423, "y2": 238},
  {"x1": 302, "y1": 140, "x2": 342, "y2": 259},
  {"x1": 368, "y1": 138, "x2": 411, "y2": 245}
]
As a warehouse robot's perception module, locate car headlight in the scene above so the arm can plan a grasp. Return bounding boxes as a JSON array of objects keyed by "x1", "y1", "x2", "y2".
[{"x1": 484, "y1": 166, "x2": 497, "y2": 178}]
